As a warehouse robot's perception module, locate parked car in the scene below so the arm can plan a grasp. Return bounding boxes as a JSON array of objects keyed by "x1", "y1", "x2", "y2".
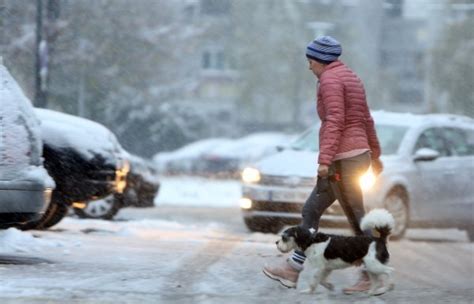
[
  {"x1": 73, "y1": 154, "x2": 160, "y2": 219},
  {"x1": 240, "y1": 111, "x2": 474, "y2": 240},
  {"x1": 199, "y1": 132, "x2": 294, "y2": 178},
  {"x1": 0, "y1": 62, "x2": 54, "y2": 228},
  {"x1": 153, "y1": 138, "x2": 233, "y2": 175},
  {"x1": 19, "y1": 108, "x2": 129, "y2": 230}
]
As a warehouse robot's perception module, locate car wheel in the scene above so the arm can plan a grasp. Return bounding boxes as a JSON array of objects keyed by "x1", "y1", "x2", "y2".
[
  {"x1": 73, "y1": 195, "x2": 122, "y2": 220},
  {"x1": 244, "y1": 217, "x2": 283, "y2": 234},
  {"x1": 383, "y1": 187, "x2": 409, "y2": 240},
  {"x1": 40, "y1": 203, "x2": 69, "y2": 229},
  {"x1": 20, "y1": 201, "x2": 68, "y2": 230}
]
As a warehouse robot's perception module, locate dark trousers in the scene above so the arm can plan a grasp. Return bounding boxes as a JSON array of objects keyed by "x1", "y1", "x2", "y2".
[{"x1": 301, "y1": 152, "x2": 372, "y2": 236}]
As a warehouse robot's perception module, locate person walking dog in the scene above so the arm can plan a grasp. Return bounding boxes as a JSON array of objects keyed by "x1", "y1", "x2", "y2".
[{"x1": 263, "y1": 36, "x2": 383, "y2": 294}]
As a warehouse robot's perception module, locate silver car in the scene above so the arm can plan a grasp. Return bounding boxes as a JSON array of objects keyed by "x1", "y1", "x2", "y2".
[
  {"x1": 0, "y1": 61, "x2": 54, "y2": 227},
  {"x1": 240, "y1": 111, "x2": 474, "y2": 240}
]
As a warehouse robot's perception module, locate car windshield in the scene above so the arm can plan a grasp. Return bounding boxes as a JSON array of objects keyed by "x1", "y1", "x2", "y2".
[
  {"x1": 375, "y1": 124, "x2": 408, "y2": 155},
  {"x1": 289, "y1": 124, "x2": 407, "y2": 154},
  {"x1": 289, "y1": 126, "x2": 319, "y2": 152}
]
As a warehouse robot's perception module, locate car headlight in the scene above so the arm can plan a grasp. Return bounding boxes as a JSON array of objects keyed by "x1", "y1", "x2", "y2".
[
  {"x1": 359, "y1": 168, "x2": 376, "y2": 191},
  {"x1": 241, "y1": 167, "x2": 261, "y2": 183},
  {"x1": 239, "y1": 198, "x2": 252, "y2": 209}
]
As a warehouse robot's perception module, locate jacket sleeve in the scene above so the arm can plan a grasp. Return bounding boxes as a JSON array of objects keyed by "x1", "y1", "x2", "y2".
[
  {"x1": 318, "y1": 76, "x2": 345, "y2": 165},
  {"x1": 365, "y1": 106, "x2": 381, "y2": 159}
]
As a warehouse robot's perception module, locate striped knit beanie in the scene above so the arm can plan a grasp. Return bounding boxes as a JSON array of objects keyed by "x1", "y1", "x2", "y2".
[{"x1": 306, "y1": 36, "x2": 342, "y2": 64}]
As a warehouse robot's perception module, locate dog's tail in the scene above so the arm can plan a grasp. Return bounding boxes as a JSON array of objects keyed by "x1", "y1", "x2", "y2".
[{"x1": 360, "y1": 209, "x2": 395, "y2": 241}]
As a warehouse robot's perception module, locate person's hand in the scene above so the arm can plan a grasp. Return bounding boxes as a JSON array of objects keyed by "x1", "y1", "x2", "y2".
[
  {"x1": 318, "y1": 164, "x2": 329, "y2": 178},
  {"x1": 372, "y1": 158, "x2": 383, "y2": 176},
  {"x1": 316, "y1": 175, "x2": 329, "y2": 194}
]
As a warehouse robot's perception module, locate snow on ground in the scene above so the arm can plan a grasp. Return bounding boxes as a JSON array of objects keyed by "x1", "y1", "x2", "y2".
[
  {"x1": 154, "y1": 176, "x2": 242, "y2": 208},
  {"x1": 0, "y1": 216, "x2": 228, "y2": 257},
  {"x1": 0, "y1": 228, "x2": 70, "y2": 255},
  {"x1": 0, "y1": 206, "x2": 471, "y2": 303},
  {"x1": 0, "y1": 176, "x2": 472, "y2": 303},
  {"x1": 0, "y1": 176, "x2": 243, "y2": 257}
]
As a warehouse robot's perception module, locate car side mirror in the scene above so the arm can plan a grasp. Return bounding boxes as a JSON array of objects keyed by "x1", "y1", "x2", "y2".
[{"x1": 413, "y1": 148, "x2": 440, "y2": 162}]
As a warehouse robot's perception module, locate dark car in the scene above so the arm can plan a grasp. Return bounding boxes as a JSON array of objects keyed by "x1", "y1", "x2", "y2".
[
  {"x1": 0, "y1": 62, "x2": 54, "y2": 228},
  {"x1": 74, "y1": 154, "x2": 160, "y2": 220},
  {"x1": 20, "y1": 108, "x2": 129, "y2": 230}
]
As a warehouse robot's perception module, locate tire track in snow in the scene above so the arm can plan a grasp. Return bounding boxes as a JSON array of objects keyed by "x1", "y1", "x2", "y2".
[
  {"x1": 164, "y1": 235, "x2": 243, "y2": 292},
  {"x1": 390, "y1": 241, "x2": 473, "y2": 288}
]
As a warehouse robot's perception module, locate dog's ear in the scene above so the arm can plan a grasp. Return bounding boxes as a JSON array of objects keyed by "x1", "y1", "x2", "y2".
[
  {"x1": 294, "y1": 226, "x2": 311, "y2": 242},
  {"x1": 292, "y1": 226, "x2": 314, "y2": 251}
]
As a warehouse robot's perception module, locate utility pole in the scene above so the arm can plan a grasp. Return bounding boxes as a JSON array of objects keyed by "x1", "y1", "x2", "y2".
[
  {"x1": 46, "y1": 0, "x2": 60, "y2": 105},
  {"x1": 35, "y1": 0, "x2": 47, "y2": 107},
  {"x1": 35, "y1": 0, "x2": 60, "y2": 108}
]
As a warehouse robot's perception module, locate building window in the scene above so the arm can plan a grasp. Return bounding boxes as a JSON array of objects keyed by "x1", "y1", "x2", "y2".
[
  {"x1": 201, "y1": 49, "x2": 233, "y2": 71},
  {"x1": 202, "y1": 51, "x2": 211, "y2": 69},
  {"x1": 216, "y1": 52, "x2": 225, "y2": 69}
]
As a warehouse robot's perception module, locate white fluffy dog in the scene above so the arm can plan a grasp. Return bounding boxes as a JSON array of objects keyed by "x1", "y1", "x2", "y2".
[{"x1": 276, "y1": 209, "x2": 395, "y2": 295}]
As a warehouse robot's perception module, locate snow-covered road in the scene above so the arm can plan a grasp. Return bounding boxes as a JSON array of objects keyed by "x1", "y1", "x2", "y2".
[{"x1": 0, "y1": 204, "x2": 472, "y2": 304}]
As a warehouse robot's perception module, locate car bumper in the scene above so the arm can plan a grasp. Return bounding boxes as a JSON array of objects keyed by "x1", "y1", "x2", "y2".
[
  {"x1": 0, "y1": 181, "x2": 52, "y2": 225},
  {"x1": 75, "y1": 162, "x2": 128, "y2": 203},
  {"x1": 241, "y1": 194, "x2": 350, "y2": 227},
  {"x1": 84, "y1": 178, "x2": 117, "y2": 194},
  {"x1": 240, "y1": 183, "x2": 374, "y2": 228},
  {"x1": 61, "y1": 174, "x2": 126, "y2": 204}
]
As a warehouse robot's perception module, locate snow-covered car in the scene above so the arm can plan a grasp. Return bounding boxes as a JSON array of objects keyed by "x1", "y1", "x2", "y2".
[
  {"x1": 198, "y1": 132, "x2": 294, "y2": 178},
  {"x1": 0, "y1": 62, "x2": 54, "y2": 228},
  {"x1": 240, "y1": 111, "x2": 474, "y2": 240},
  {"x1": 153, "y1": 138, "x2": 233, "y2": 175},
  {"x1": 73, "y1": 154, "x2": 160, "y2": 220},
  {"x1": 20, "y1": 108, "x2": 129, "y2": 229}
]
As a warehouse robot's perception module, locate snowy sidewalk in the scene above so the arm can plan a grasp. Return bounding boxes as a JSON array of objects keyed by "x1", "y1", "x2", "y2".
[{"x1": 154, "y1": 176, "x2": 242, "y2": 208}]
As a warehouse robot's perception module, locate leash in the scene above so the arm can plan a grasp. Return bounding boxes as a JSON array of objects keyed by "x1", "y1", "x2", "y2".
[{"x1": 319, "y1": 172, "x2": 364, "y2": 236}]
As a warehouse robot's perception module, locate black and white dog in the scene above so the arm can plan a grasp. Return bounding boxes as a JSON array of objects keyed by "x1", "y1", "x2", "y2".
[{"x1": 276, "y1": 209, "x2": 395, "y2": 295}]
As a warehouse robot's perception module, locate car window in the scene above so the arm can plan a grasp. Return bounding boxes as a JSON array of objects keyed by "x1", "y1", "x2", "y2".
[
  {"x1": 290, "y1": 124, "x2": 408, "y2": 154},
  {"x1": 375, "y1": 124, "x2": 408, "y2": 155},
  {"x1": 290, "y1": 127, "x2": 319, "y2": 152},
  {"x1": 442, "y1": 128, "x2": 474, "y2": 156},
  {"x1": 414, "y1": 128, "x2": 449, "y2": 156}
]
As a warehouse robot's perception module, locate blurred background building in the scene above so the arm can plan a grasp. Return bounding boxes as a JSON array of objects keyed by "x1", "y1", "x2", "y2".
[{"x1": 0, "y1": 0, "x2": 472, "y2": 157}]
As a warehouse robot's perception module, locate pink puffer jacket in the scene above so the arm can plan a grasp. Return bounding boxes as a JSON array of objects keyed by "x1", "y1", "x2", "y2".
[{"x1": 317, "y1": 61, "x2": 381, "y2": 165}]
